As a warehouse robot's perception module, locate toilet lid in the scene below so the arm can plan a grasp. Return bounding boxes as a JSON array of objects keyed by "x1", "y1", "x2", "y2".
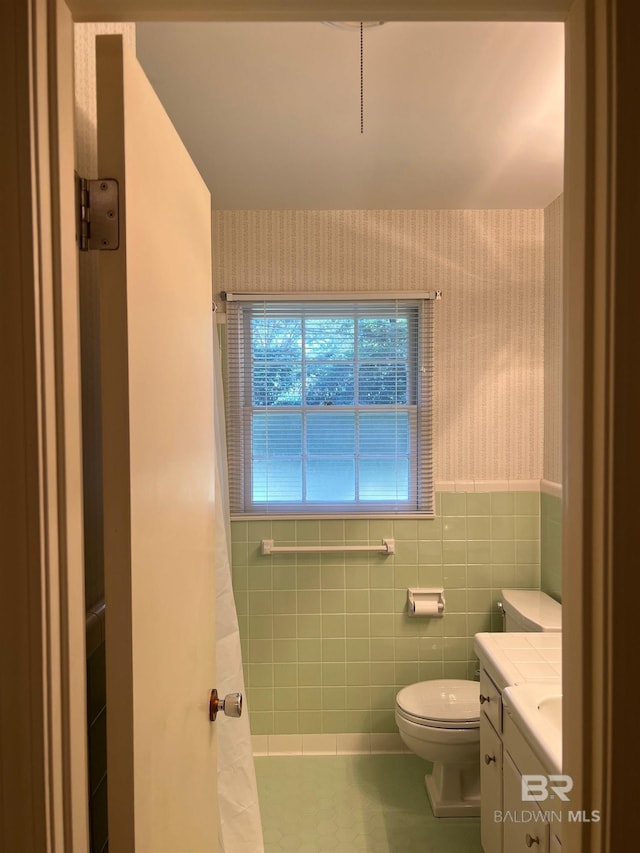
[
  {"x1": 501, "y1": 588, "x2": 562, "y2": 632},
  {"x1": 396, "y1": 679, "x2": 480, "y2": 724}
]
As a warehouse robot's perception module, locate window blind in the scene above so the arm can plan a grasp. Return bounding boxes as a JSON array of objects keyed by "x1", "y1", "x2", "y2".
[{"x1": 225, "y1": 297, "x2": 434, "y2": 516}]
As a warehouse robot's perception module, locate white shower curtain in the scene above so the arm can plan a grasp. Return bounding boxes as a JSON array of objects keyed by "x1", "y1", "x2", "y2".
[{"x1": 213, "y1": 319, "x2": 264, "y2": 853}]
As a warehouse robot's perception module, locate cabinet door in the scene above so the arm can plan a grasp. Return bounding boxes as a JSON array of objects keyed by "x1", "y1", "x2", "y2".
[
  {"x1": 503, "y1": 753, "x2": 550, "y2": 853},
  {"x1": 550, "y1": 833, "x2": 562, "y2": 852},
  {"x1": 480, "y1": 667, "x2": 502, "y2": 733},
  {"x1": 481, "y1": 717, "x2": 503, "y2": 853}
]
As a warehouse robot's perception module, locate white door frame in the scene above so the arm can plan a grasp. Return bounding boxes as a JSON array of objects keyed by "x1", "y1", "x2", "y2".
[
  {"x1": 1, "y1": 0, "x2": 87, "y2": 850},
  {"x1": 3, "y1": 1, "x2": 632, "y2": 851}
]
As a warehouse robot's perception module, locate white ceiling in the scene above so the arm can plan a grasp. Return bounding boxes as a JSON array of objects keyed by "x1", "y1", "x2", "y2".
[{"x1": 136, "y1": 21, "x2": 564, "y2": 210}]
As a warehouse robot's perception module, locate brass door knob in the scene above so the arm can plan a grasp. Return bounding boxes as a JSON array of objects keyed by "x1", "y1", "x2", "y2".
[{"x1": 209, "y1": 689, "x2": 243, "y2": 722}]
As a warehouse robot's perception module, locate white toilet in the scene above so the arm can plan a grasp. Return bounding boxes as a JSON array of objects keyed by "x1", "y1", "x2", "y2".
[{"x1": 395, "y1": 588, "x2": 562, "y2": 818}]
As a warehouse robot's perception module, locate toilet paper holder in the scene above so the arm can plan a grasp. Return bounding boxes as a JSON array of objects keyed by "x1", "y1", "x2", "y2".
[{"x1": 407, "y1": 588, "x2": 445, "y2": 617}]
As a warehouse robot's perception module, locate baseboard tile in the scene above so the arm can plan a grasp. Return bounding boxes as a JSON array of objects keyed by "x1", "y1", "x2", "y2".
[
  {"x1": 267, "y1": 734, "x2": 303, "y2": 755},
  {"x1": 252, "y1": 735, "x2": 269, "y2": 756},
  {"x1": 336, "y1": 733, "x2": 370, "y2": 754},
  {"x1": 369, "y1": 733, "x2": 405, "y2": 753},
  {"x1": 301, "y1": 734, "x2": 337, "y2": 755},
  {"x1": 253, "y1": 732, "x2": 408, "y2": 756}
]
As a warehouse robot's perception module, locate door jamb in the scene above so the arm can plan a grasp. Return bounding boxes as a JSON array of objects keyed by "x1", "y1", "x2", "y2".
[{"x1": 7, "y1": 0, "x2": 622, "y2": 851}]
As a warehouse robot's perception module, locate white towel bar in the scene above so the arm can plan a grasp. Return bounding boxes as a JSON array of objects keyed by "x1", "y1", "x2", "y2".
[{"x1": 260, "y1": 538, "x2": 395, "y2": 556}]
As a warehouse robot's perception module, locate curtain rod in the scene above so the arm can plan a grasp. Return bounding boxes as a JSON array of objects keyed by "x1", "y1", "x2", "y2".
[{"x1": 222, "y1": 290, "x2": 442, "y2": 302}]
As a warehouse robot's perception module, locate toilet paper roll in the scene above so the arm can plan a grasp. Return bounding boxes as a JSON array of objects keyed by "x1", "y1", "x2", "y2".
[{"x1": 411, "y1": 599, "x2": 441, "y2": 616}]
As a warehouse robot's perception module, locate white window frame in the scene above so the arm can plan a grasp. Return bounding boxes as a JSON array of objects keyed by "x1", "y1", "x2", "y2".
[{"x1": 225, "y1": 294, "x2": 436, "y2": 518}]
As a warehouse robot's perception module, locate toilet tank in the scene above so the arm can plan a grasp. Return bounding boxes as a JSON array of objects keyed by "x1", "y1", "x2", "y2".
[{"x1": 501, "y1": 589, "x2": 562, "y2": 632}]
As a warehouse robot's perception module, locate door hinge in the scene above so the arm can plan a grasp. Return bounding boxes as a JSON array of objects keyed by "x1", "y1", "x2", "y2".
[{"x1": 75, "y1": 173, "x2": 119, "y2": 251}]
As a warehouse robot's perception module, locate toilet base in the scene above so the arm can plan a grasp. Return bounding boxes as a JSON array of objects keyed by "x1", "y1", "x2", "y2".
[{"x1": 424, "y1": 762, "x2": 481, "y2": 818}]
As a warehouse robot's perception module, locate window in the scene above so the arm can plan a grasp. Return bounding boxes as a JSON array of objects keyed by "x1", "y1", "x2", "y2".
[{"x1": 225, "y1": 297, "x2": 434, "y2": 516}]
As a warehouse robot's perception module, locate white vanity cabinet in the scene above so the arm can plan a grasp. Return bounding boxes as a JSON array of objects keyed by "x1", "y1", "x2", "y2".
[
  {"x1": 480, "y1": 701, "x2": 503, "y2": 853},
  {"x1": 480, "y1": 667, "x2": 502, "y2": 732},
  {"x1": 479, "y1": 702, "x2": 554, "y2": 853},
  {"x1": 480, "y1": 667, "x2": 503, "y2": 853},
  {"x1": 501, "y1": 702, "x2": 556, "y2": 853},
  {"x1": 503, "y1": 753, "x2": 550, "y2": 853},
  {"x1": 475, "y1": 632, "x2": 563, "y2": 853}
]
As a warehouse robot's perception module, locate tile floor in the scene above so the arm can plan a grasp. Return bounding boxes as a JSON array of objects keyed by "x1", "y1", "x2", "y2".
[{"x1": 255, "y1": 754, "x2": 483, "y2": 853}]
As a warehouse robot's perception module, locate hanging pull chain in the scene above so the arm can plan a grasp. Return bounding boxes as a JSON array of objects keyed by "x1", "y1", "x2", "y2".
[{"x1": 360, "y1": 22, "x2": 364, "y2": 133}]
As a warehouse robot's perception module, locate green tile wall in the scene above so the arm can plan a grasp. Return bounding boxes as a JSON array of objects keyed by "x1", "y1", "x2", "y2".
[
  {"x1": 231, "y1": 491, "x2": 541, "y2": 736},
  {"x1": 541, "y1": 491, "x2": 562, "y2": 602}
]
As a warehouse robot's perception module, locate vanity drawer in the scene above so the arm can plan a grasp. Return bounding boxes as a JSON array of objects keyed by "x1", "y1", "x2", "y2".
[
  {"x1": 481, "y1": 716, "x2": 503, "y2": 853},
  {"x1": 503, "y1": 752, "x2": 550, "y2": 853},
  {"x1": 480, "y1": 666, "x2": 502, "y2": 732},
  {"x1": 503, "y1": 707, "x2": 548, "y2": 781}
]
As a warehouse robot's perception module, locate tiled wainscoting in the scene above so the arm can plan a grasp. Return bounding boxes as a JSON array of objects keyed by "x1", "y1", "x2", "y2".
[
  {"x1": 232, "y1": 488, "x2": 542, "y2": 738},
  {"x1": 541, "y1": 484, "x2": 562, "y2": 602}
]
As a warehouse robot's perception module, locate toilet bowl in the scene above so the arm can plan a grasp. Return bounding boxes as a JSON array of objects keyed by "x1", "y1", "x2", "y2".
[
  {"x1": 396, "y1": 589, "x2": 562, "y2": 818},
  {"x1": 395, "y1": 679, "x2": 481, "y2": 817}
]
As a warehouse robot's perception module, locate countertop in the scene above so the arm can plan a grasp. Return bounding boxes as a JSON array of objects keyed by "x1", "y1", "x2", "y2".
[{"x1": 473, "y1": 631, "x2": 562, "y2": 691}]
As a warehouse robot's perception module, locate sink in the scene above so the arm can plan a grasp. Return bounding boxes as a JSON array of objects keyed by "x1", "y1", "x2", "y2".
[
  {"x1": 537, "y1": 694, "x2": 562, "y2": 731},
  {"x1": 502, "y1": 682, "x2": 562, "y2": 775}
]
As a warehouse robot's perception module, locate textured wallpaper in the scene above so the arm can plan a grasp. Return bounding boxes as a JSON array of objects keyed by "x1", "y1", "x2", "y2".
[
  {"x1": 543, "y1": 195, "x2": 563, "y2": 486},
  {"x1": 213, "y1": 209, "x2": 544, "y2": 482}
]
